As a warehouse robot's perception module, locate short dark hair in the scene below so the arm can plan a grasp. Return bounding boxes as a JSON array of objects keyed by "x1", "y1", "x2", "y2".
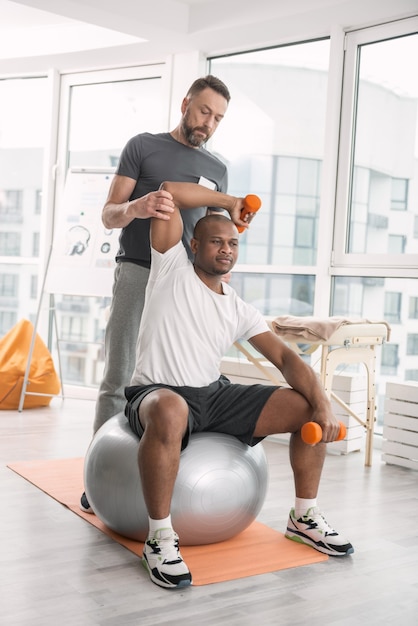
[
  {"x1": 193, "y1": 213, "x2": 235, "y2": 239},
  {"x1": 186, "y1": 75, "x2": 231, "y2": 103}
]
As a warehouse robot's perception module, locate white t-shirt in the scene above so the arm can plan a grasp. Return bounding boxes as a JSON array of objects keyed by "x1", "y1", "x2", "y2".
[{"x1": 130, "y1": 241, "x2": 269, "y2": 387}]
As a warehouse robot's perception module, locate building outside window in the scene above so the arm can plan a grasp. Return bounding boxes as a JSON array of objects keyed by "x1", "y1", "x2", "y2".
[{"x1": 0, "y1": 76, "x2": 49, "y2": 332}]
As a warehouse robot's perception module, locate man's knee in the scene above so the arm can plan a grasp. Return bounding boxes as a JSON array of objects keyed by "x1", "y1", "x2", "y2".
[{"x1": 140, "y1": 389, "x2": 189, "y2": 439}]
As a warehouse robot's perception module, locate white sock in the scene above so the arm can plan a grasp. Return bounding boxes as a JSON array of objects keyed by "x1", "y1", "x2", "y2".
[
  {"x1": 148, "y1": 514, "x2": 173, "y2": 536},
  {"x1": 294, "y1": 497, "x2": 317, "y2": 518}
]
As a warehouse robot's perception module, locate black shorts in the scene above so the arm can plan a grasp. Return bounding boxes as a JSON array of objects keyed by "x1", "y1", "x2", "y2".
[{"x1": 124, "y1": 375, "x2": 278, "y2": 450}]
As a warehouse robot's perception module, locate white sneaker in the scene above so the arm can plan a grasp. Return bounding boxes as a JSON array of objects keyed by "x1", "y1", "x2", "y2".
[
  {"x1": 285, "y1": 507, "x2": 354, "y2": 556},
  {"x1": 79, "y1": 491, "x2": 93, "y2": 514},
  {"x1": 143, "y1": 528, "x2": 192, "y2": 589}
]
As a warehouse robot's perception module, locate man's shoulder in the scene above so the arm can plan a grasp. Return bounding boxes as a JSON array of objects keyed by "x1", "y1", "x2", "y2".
[
  {"x1": 150, "y1": 241, "x2": 189, "y2": 276},
  {"x1": 128, "y1": 131, "x2": 171, "y2": 145},
  {"x1": 198, "y1": 146, "x2": 227, "y2": 169}
]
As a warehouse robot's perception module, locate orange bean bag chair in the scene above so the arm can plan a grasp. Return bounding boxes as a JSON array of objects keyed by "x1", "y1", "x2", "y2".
[{"x1": 0, "y1": 319, "x2": 61, "y2": 409}]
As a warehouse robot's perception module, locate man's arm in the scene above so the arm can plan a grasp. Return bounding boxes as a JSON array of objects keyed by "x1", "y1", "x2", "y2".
[
  {"x1": 249, "y1": 331, "x2": 341, "y2": 442},
  {"x1": 151, "y1": 182, "x2": 246, "y2": 254},
  {"x1": 101, "y1": 174, "x2": 175, "y2": 229},
  {"x1": 160, "y1": 182, "x2": 246, "y2": 227}
]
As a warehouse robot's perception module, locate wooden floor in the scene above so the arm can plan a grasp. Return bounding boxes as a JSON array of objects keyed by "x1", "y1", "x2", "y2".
[{"x1": 1, "y1": 396, "x2": 417, "y2": 626}]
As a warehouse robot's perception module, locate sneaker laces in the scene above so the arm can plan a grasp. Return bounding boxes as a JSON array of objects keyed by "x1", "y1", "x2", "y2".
[
  {"x1": 303, "y1": 507, "x2": 338, "y2": 537},
  {"x1": 148, "y1": 528, "x2": 182, "y2": 563}
]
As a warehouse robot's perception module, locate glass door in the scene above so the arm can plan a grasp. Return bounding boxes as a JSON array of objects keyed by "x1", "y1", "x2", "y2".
[{"x1": 51, "y1": 64, "x2": 169, "y2": 388}]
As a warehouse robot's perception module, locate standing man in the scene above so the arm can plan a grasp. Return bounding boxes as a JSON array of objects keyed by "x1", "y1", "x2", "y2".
[{"x1": 80, "y1": 76, "x2": 231, "y2": 513}]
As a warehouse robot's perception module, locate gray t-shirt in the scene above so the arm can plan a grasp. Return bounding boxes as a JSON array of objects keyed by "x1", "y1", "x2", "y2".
[{"x1": 115, "y1": 132, "x2": 228, "y2": 267}]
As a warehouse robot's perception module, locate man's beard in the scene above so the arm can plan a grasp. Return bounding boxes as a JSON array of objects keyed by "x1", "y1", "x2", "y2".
[{"x1": 181, "y1": 117, "x2": 209, "y2": 148}]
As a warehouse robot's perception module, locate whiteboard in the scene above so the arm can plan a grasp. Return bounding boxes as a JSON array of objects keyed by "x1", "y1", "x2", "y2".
[{"x1": 46, "y1": 168, "x2": 120, "y2": 297}]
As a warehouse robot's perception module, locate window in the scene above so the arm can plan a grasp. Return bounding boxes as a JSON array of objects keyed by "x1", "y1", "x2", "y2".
[
  {"x1": 209, "y1": 39, "x2": 330, "y2": 313},
  {"x1": 295, "y1": 216, "x2": 315, "y2": 248},
  {"x1": 275, "y1": 156, "x2": 321, "y2": 266},
  {"x1": 30, "y1": 275, "x2": 38, "y2": 300},
  {"x1": 0, "y1": 311, "x2": 16, "y2": 336},
  {"x1": 0, "y1": 190, "x2": 23, "y2": 222},
  {"x1": 409, "y1": 296, "x2": 418, "y2": 319},
  {"x1": 0, "y1": 232, "x2": 21, "y2": 256},
  {"x1": 406, "y1": 369, "x2": 418, "y2": 382},
  {"x1": 391, "y1": 178, "x2": 408, "y2": 211},
  {"x1": 230, "y1": 273, "x2": 314, "y2": 316},
  {"x1": 46, "y1": 65, "x2": 167, "y2": 388},
  {"x1": 0, "y1": 273, "x2": 18, "y2": 298},
  {"x1": 331, "y1": 276, "x2": 418, "y2": 428},
  {"x1": 0, "y1": 75, "x2": 49, "y2": 335},
  {"x1": 407, "y1": 334, "x2": 418, "y2": 355},
  {"x1": 34, "y1": 189, "x2": 42, "y2": 215},
  {"x1": 32, "y1": 232, "x2": 40, "y2": 257},
  {"x1": 62, "y1": 355, "x2": 86, "y2": 384},
  {"x1": 348, "y1": 167, "x2": 369, "y2": 254},
  {"x1": 388, "y1": 234, "x2": 406, "y2": 254},
  {"x1": 381, "y1": 343, "x2": 399, "y2": 376},
  {"x1": 64, "y1": 72, "x2": 165, "y2": 169},
  {"x1": 331, "y1": 19, "x2": 418, "y2": 432},
  {"x1": 331, "y1": 277, "x2": 364, "y2": 317},
  {"x1": 334, "y1": 23, "x2": 418, "y2": 266},
  {"x1": 210, "y1": 18, "x2": 416, "y2": 432},
  {"x1": 384, "y1": 291, "x2": 401, "y2": 323},
  {"x1": 60, "y1": 315, "x2": 88, "y2": 342},
  {"x1": 0, "y1": 66, "x2": 166, "y2": 388}
]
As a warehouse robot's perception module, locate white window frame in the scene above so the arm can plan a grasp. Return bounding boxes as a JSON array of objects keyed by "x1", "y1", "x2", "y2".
[
  {"x1": 53, "y1": 63, "x2": 170, "y2": 242},
  {"x1": 332, "y1": 16, "x2": 418, "y2": 278}
]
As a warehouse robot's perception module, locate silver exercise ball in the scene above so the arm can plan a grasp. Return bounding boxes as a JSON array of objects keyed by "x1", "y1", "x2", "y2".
[{"x1": 84, "y1": 412, "x2": 269, "y2": 545}]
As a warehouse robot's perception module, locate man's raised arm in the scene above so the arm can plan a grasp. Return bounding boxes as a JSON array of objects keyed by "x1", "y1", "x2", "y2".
[
  {"x1": 150, "y1": 181, "x2": 247, "y2": 254},
  {"x1": 160, "y1": 182, "x2": 245, "y2": 226}
]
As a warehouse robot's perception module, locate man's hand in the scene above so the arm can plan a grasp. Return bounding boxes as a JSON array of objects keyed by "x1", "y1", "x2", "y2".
[
  {"x1": 126, "y1": 190, "x2": 175, "y2": 221},
  {"x1": 309, "y1": 407, "x2": 341, "y2": 443},
  {"x1": 102, "y1": 174, "x2": 175, "y2": 229},
  {"x1": 227, "y1": 197, "x2": 247, "y2": 230}
]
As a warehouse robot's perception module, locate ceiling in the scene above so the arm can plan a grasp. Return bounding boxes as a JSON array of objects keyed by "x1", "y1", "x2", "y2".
[
  {"x1": 0, "y1": 0, "x2": 416, "y2": 71},
  {"x1": 0, "y1": 0, "x2": 142, "y2": 58}
]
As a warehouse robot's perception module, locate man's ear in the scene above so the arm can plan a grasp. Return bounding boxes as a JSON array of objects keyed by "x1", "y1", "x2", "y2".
[
  {"x1": 190, "y1": 237, "x2": 198, "y2": 254},
  {"x1": 181, "y1": 96, "x2": 190, "y2": 115}
]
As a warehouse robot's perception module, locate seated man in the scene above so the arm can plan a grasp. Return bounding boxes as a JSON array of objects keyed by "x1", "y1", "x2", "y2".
[{"x1": 124, "y1": 182, "x2": 354, "y2": 590}]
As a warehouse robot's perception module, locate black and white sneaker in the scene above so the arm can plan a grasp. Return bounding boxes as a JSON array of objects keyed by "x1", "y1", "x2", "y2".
[
  {"x1": 143, "y1": 528, "x2": 192, "y2": 589},
  {"x1": 79, "y1": 491, "x2": 93, "y2": 514},
  {"x1": 285, "y1": 507, "x2": 354, "y2": 556}
]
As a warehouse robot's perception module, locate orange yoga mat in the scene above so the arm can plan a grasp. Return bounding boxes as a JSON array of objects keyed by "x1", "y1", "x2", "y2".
[{"x1": 7, "y1": 457, "x2": 328, "y2": 585}]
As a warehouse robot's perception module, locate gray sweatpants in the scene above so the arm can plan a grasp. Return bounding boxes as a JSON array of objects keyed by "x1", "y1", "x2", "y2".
[{"x1": 93, "y1": 261, "x2": 150, "y2": 433}]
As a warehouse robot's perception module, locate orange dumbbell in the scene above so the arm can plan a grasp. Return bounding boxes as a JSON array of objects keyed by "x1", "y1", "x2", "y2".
[
  {"x1": 237, "y1": 194, "x2": 261, "y2": 232},
  {"x1": 301, "y1": 421, "x2": 347, "y2": 445}
]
